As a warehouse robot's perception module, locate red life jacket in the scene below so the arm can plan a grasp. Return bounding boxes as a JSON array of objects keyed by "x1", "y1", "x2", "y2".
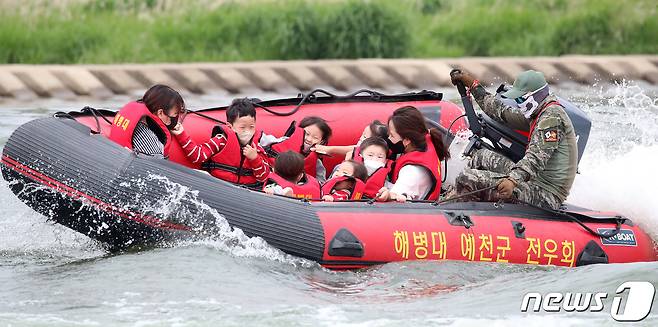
[
  {"x1": 266, "y1": 126, "x2": 319, "y2": 178},
  {"x1": 321, "y1": 176, "x2": 366, "y2": 200},
  {"x1": 202, "y1": 125, "x2": 265, "y2": 188},
  {"x1": 353, "y1": 141, "x2": 394, "y2": 198},
  {"x1": 391, "y1": 134, "x2": 441, "y2": 200},
  {"x1": 108, "y1": 101, "x2": 171, "y2": 157},
  {"x1": 264, "y1": 172, "x2": 321, "y2": 199},
  {"x1": 363, "y1": 160, "x2": 392, "y2": 199}
]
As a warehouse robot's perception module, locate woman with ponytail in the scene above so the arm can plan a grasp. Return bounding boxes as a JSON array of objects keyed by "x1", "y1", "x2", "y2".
[{"x1": 376, "y1": 106, "x2": 450, "y2": 202}]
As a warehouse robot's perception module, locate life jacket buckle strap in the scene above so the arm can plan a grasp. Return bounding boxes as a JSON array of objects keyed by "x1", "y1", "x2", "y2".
[{"x1": 202, "y1": 162, "x2": 254, "y2": 176}]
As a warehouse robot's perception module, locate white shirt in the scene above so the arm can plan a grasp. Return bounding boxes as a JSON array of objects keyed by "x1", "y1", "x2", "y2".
[{"x1": 388, "y1": 165, "x2": 432, "y2": 200}]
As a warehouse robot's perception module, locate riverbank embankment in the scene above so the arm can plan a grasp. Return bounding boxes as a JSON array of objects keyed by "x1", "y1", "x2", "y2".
[{"x1": 0, "y1": 56, "x2": 656, "y2": 100}]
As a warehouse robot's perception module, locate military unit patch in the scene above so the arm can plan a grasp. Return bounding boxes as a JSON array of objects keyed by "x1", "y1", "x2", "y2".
[{"x1": 543, "y1": 130, "x2": 558, "y2": 142}]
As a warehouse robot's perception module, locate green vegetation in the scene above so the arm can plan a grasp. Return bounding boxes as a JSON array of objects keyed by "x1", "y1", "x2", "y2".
[{"x1": 0, "y1": 0, "x2": 655, "y2": 64}]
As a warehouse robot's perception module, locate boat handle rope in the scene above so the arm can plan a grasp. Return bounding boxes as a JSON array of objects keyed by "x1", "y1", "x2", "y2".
[
  {"x1": 81, "y1": 106, "x2": 113, "y2": 134},
  {"x1": 182, "y1": 91, "x2": 323, "y2": 123},
  {"x1": 446, "y1": 114, "x2": 468, "y2": 135},
  {"x1": 189, "y1": 89, "x2": 336, "y2": 119},
  {"x1": 513, "y1": 198, "x2": 624, "y2": 240},
  {"x1": 251, "y1": 89, "x2": 384, "y2": 117},
  {"x1": 251, "y1": 89, "x2": 439, "y2": 117},
  {"x1": 54, "y1": 106, "x2": 112, "y2": 134},
  {"x1": 431, "y1": 185, "x2": 498, "y2": 206},
  {"x1": 190, "y1": 88, "x2": 437, "y2": 119},
  {"x1": 431, "y1": 183, "x2": 623, "y2": 239},
  {"x1": 84, "y1": 106, "x2": 113, "y2": 125}
]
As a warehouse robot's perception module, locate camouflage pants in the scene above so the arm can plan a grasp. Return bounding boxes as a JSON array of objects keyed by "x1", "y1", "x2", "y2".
[{"x1": 454, "y1": 149, "x2": 562, "y2": 210}]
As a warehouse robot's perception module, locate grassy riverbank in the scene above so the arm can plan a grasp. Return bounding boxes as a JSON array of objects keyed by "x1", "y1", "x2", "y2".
[{"x1": 1, "y1": 0, "x2": 656, "y2": 64}]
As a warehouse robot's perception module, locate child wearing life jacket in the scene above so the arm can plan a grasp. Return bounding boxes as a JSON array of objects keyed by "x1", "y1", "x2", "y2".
[
  {"x1": 262, "y1": 116, "x2": 332, "y2": 184},
  {"x1": 311, "y1": 120, "x2": 388, "y2": 161},
  {"x1": 171, "y1": 98, "x2": 271, "y2": 188},
  {"x1": 321, "y1": 160, "x2": 367, "y2": 202},
  {"x1": 358, "y1": 137, "x2": 389, "y2": 174},
  {"x1": 263, "y1": 151, "x2": 321, "y2": 199},
  {"x1": 356, "y1": 137, "x2": 393, "y2": 199}
]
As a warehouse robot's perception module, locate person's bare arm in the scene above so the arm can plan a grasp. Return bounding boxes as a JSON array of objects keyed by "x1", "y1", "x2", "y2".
[{"x1": 312, "y1": 144, "x2": 354, "y2": 156}]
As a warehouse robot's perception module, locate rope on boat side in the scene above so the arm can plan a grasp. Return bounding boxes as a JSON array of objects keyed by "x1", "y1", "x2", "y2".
[
  {"x1": 432, "y1": 185, "x2": 498, "y2": 206},
  {"x1": 513, "y1": 198, "x2": 624, "y2": 240}
]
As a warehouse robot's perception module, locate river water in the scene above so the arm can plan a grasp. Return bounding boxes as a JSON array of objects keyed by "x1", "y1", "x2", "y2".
[{"x1": 1, "y1": 82, "x2": 657, "y2": 326}]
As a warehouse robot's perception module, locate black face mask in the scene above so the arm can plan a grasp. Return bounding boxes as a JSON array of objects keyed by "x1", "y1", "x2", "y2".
[
  {"x1": 386, "y1": 138, "x2": 405, "y2": 157},
  {"x1": 165, "y1": 115, "x2": 178, "y2": 130}
]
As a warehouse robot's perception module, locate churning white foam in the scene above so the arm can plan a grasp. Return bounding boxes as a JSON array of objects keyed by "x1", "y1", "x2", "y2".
[
  {"x1": 568, "y1": 81, "x2": 658, "y2": 240},
  {"x1": 142, "y1": 174, "x2": 316, "y2": 268}
]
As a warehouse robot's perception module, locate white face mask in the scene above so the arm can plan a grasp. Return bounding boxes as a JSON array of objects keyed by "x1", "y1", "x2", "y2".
[
  {"x1": 363, "y1": 159, "x2": 385, "y2": 175},
  {"x1": 237, "y1": 130, "x2": 254, "y2": 145}
]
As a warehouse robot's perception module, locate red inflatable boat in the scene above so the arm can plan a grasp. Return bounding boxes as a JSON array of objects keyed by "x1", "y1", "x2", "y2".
[{"x1": 2, "y1": 89, "x2": 656, "y2": 269}]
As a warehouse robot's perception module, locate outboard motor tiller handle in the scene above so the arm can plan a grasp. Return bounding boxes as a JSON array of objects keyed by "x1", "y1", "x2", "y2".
[
  {"x1": 450, "y1": 69, "x2": 482, "y2": 137},
  {"x1": 450, "y1": 69, "x2": 530, "y2": 162}
]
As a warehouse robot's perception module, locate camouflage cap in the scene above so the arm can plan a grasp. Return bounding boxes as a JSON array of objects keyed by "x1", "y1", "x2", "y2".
[{"x1": 502, "y1": 70, "x2": 547, "y2": 99}]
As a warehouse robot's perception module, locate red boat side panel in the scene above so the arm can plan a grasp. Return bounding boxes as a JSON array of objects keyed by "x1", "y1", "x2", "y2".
[{"x1": 318, "y1": 210, "x2": 658, "y2": 268}]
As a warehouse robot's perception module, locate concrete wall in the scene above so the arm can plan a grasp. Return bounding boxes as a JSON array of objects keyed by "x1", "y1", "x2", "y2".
[{"x1": 0, "y1": 55, "x2": 656, "y2": 100}]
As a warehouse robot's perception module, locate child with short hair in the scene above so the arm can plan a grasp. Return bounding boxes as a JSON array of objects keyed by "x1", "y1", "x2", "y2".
[
  {"x1": 171, "y1": 98, "x2": 270, "y2": 188},
  {"x1": 358, "y1": 137, "x2": 389, "y2": 176},
  {"x1": 263, "y1": 151, "x2": 321, "y2": 199},
  {"x1": 357, "y1": 137, "x2": 393, "y2": 199}
]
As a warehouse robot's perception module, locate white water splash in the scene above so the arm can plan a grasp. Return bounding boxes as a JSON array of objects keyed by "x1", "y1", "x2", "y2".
[
  {"x1": 568, "y1": 82, "x2": 658, "y2": 240},
  {"x1": 0, "y1": 169, "x2": 314, "y2": 268},
  {"x1": 137, "y1": 174, "x2": 317, "y2": 268},
  {"x1": 605, "y1": 81, "x2": 658, "y2": 113},
  {"x1": 0, "y1": 179, "x2": 103, "y2": 260},
  {"x1": 570, "y1": 145, "x2": 658, "y2": 240}
]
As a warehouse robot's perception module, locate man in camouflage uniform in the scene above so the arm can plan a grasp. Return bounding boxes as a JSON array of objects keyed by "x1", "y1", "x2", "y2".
[{"x1": 450, "y1": 70, "x2": 578, "y2": 210}]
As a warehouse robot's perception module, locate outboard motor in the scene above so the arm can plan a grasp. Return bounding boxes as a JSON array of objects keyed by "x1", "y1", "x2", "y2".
[{"x1": 492, "y1": 84, "x2": 591, "y2": 164}]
